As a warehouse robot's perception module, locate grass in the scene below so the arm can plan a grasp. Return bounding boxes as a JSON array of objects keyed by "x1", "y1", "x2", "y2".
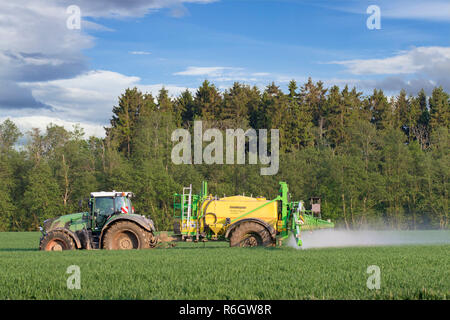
[{"x1": 0, "y1": 232, "x2": 448, "y2": 300}]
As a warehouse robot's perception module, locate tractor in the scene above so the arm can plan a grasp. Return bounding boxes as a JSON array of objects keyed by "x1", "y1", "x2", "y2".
[{"x1": 39, "y1": 191, "x2": 158, "y2": 251}]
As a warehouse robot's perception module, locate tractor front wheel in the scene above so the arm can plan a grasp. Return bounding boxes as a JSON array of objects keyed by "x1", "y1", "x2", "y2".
[
  {"x1": 40, "y1": 230, "x2": 76, "y2": 251},
  {"x1": 229, "y1": 222, "x2": 274, "y2": 247},
  {"x1": 102, "y1": 221, "x2": 152, "y2": 250}
]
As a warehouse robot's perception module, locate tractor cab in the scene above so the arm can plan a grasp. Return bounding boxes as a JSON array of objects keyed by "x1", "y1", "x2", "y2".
[{"x1": 89, "y1": 191, "x2": 134, "y2": 230}]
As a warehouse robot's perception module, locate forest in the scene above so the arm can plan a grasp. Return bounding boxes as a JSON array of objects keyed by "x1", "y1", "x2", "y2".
[{"x1": 0, "y1": 78, "x2": 448, "y2": 231}]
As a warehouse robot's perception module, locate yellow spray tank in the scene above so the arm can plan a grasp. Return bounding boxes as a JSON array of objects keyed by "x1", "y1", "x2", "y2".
[{"x1": 199, "y1": 195, "x2": 278, "y2": 239}]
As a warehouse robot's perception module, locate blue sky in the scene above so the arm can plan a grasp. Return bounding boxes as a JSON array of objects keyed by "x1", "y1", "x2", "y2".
[
  {"x1": 0, "y1": 0, "x2": 449, "y2": 137},
  {"x1": 84, "y1": 0, "x2": 449, "y2": 87}
]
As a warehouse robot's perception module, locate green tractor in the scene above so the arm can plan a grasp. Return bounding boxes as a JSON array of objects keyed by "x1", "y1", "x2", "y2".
[{"x1": 39, "y1": 191, "x2": 158, "y2": 251}]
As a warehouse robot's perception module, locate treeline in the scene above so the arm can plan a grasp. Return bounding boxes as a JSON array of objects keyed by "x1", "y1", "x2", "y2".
[{"x1": 0, "y1": 79, "x2": 448, "y2": 231}]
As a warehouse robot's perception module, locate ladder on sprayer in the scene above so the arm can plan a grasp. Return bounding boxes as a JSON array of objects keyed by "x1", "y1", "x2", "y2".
[{"x1": 181, "y1": 185, "x2": 193, "y2": 236}]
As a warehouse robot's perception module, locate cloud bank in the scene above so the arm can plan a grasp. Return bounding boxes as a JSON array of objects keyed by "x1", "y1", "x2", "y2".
[
  {"x1": 0, "y1": 0, "x2": 215, "y2": 137},
  {"x1": 328, "y1": 46, "x2": 450, "y2": 94}
]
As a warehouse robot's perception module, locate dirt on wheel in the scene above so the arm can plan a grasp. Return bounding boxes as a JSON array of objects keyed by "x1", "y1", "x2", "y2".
[
  {"x1": 40, "y1": 230, "x2": 76, "y2": 251},
  {"x1": 102, "y1": 221, "x2": 154, "y2": 250},
  {"x1": 229, "y1": 222, "x2": 274, "y2": 247}
]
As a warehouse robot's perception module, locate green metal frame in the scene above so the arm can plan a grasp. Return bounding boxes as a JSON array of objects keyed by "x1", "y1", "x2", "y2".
[{"x1": 173, "y1": 181, "x2": 207, "y2": 237}]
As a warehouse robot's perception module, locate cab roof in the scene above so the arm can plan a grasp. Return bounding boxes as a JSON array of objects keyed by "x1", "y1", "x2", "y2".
[{"x1": 90, "y1": 191, "x2": 134, "y2": 198}]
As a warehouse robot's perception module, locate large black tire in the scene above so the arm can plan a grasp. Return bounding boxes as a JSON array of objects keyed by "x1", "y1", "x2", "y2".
[
  {"x1": 102, "y1": 221, "x2": 153, "y2": 250},
  {"x1": 40, "y1": 230, "x2": 76, "y2": 251},
  {"x1": 229, "y1": 222, "x2": 274, "y2": 247}
]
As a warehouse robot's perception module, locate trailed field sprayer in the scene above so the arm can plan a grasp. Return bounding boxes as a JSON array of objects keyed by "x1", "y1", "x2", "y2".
[
  {"x1": 39, "y1": 181, "x2": 334, "y2": 250},
  {"x1": 171, "y1": 181, "x2": 334, "y2": 247}
]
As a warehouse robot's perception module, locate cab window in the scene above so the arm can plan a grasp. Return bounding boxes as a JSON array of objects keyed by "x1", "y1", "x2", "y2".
[
  {"x1": 115, "y1": 196, "x2": 131, "y2": 213},
  {"x1": 94, "y1": 197, "x2": 115, "y2": 216}
]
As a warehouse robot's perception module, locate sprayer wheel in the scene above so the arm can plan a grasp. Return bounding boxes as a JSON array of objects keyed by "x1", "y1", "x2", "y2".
[
  {"x1": 102, "y1": 221, "x2": 153, "y2": 250},
  {"x1": 229, "y1": 222, "x2": 274, "y2": 247}
]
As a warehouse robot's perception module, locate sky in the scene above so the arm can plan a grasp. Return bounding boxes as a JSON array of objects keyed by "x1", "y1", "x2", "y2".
[{"x1": 0, "y1": 0, "x2": 449, "y2": 137}]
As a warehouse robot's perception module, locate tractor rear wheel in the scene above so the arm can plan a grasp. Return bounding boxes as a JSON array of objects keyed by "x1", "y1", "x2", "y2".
[
  {"x1": 102, "y1": 221, "x2": 152, "y2": 250},
  {"x1": 40, "y1": 230, "x2": 76, "y2": 251},
  {"x1": 229, "y1": 222, "x2": 274, "y2": 247}
]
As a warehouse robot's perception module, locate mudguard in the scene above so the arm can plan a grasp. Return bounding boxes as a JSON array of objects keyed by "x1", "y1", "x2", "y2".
[
  {"x1": 224, "y1": 218, "x2": 277, "y2": 240},
  {"x1": 47, "y1": 227, "x2": 83, "y2": 249}
]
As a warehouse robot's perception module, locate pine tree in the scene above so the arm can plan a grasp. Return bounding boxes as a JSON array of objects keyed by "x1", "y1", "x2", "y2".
[
  {"x1": 285, "y1": 80, "x2": 313, "y2": 149},
  {"x1": 246, "y1": 86, "x2": 263, "y2": 129},
  {"x1": 194, "y1": 80, "x2": 222, "y2": 123},
  {"x1": 220, "y1": 82, "x2": 255, "y2": 128},
  {"x1": 0, "y1": 119, "x2": 21, "y2": 154},
  {"x1": 408, "y1": 89, "x2": 431, "y2": 149},
  {"x1": 157, "y1": 87, "x2": 173, "y2": 112},
  {"x1": 405, "y1": 93, "x2": 422, "y2": 142},
  {"x1": 394, "y1": 89, "x2": 410, "y2": 137},
  {"x1": 415, "y1": 89, "x2": 429, "y2": 127},
  {"x1": 300, "y1": 78, "x2": 328, "y2": 143},
  {"x1": 288, "y1": 79, "x2": 298, "y2": 98},
  {"x1": 429, "y1": 86, "x2": 450, "y2": 132},
  {"x1": 175, "y1": 89, "x2": 194, "y2": 126},
  {"x1": 325, "y1": 85, "x2": 343, "y2": 147},
  {"x1": 106, "y1": 87, "x2": 153, "y2": 158},
  {"x1": 261, "y1": 82, "x2": 290, "y2": 151},
  {"x1": 370, "y1": 89, "x2": 392, "y2": 130}
]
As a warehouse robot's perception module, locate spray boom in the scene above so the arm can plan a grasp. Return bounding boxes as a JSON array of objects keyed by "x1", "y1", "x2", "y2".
[{"x1": 277, "y1": 182, "x2": 335, "y2": 247}]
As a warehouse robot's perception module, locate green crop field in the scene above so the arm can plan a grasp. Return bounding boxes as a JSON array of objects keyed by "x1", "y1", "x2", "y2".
[{"x1": 0, "y1": 232, "x2": 448, "y2": 300}]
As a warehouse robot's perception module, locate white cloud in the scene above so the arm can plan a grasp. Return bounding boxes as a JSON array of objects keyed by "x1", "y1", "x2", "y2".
[
  {"x1": 173, "y1": 66, "x2": 281, "y2": 84},
  {"x1": 331, "y1": 55, "x2": 420, "y2": 75},
  {"x1": 323, "y1": 46, "x2": 450, "y2": 95},
  {"x1": 0, "y1": 0, "x2": 217, "y2": 110},
  {"x1": 0, "y1": 1, "x2": 91, "y2": 109},
  {"x1": 382, "y1": 0, "x2": 450, "y2": 22},
  {"x1": 173, "y1": 66, "x2": 242, "y2": 76},
  {"x1": 0, "y1": 1, "x2": 93, "y2": 82},
  {"x1": 83, "y1": 20, "x2": 115, "y2": 32},
  {"x1": 330, "y1": 46, "x2": 450, "y2": 75},
  {"x1": 19, "y1": 71, "x2": 138, "y2": 122},
  {"x1": 129, "y1": 51, "x2": 152, "y2": 55},
  {"x1": 327, "y1": 0, "x2": 450, "y2": 22},
  {"x1": 0, "y1": 115, "x2": 105, "y2": 138},
  {"x1": 5, "y1": 70, "x2": 194, "y2": 137},
  {"x1": 139, "y1": 84, "x2": 196, "y2": 97},
  {"x1": 251, "y1": 72, "x2": 271, "y2": 77},
  {"x1": 0, "y1": 1, "x2": 218, "y2": 136},
  {"x1": 74, "y1": 0, "x2": 218, "y2": 18}
]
